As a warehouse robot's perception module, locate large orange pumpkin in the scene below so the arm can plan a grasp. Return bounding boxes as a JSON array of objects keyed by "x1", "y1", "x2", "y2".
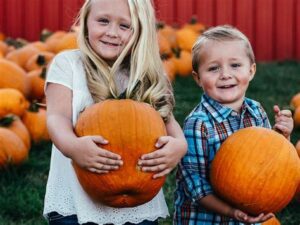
[
  {"x1": 210, "y1": 127, "x2": 300, "y2": 215},
  {"x1": 74, "y1": 99, "x2": 167, "y2": 207}
]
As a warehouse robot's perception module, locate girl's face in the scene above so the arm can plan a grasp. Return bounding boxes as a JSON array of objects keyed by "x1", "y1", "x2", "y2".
[
  {"x1": 193, "y1": 40, "x2": 256, "y2": 112},
  {"x1": 87, "y1": 0, "x2": 133, "y2": 66}
]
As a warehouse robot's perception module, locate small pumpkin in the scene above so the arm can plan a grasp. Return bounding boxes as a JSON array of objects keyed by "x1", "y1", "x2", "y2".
[
  {"x1": 290, "y1": 93, "x2": 300, "y2": 109},
  {"x1": 27, "y1": 68, "x2": 46, "y2": 100},
  {"x1": 262, "y1": 217, "x2": 281, "y2": 225},
  {"x1": 0, "y1": 88, "x2": 29, "y2": 119},
  {"x1": 0, "y1": 59, "x2": 30, "y2": 96},
  {"x1": 0, "y1": 128, "x2": 28, "y2": 167},
  {"x1": 22, "y1": 102, "x2": 49, "y2": 143},
  {"x1": 74, "y1": 99, "x2": 167, "y2": 207},
  {"x1": 0, "y1": 115, "x2": 31, "y2": 150},
  {"x1": 210, "y1": 127, "x2": 300, "y2": 215}
]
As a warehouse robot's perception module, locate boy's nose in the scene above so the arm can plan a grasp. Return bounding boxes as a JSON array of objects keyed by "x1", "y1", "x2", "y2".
[{"x1": 220, "y1": 68, "x2": 232, "y2": 79}]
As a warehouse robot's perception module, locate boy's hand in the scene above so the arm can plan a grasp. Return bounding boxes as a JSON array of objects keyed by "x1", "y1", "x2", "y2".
[
  {"x1": 72, "y1": 135, "x2": 123, "y2": 174},
  {"x1": 230, "y1": 208, "x2": 274, "y2": 223},
  {"x1": 138, "y1": 136, "x2": 186, "y2": 179},
  {"x1": 273, "y1": 105, "x2": 293, "y2": 139}
]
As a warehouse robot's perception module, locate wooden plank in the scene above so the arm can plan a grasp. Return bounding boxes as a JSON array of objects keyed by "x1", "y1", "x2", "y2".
[
  {"x1": 235, "y1": 0, "x2": 255, "y2": 46},
  {"x1": 61, "y1": 0, "x2": 81, "y2": 31},
  {"x1": 215, "y1": 0, "x2": 234, "y2": 25},
  {"x1": 295, "y1": 0, "x2": 300, "y2": 60},
  {"x1": 24, "y1": 0, "x2": 42, "y2": 41},
  {"x1": 5, "y1": 0, "x2": 23, "y2": 38},
  {"x1": 255, "y1": 0, "x2": 274, "y2": 61},
  {"x1": 42, "y1": 0, "x2": 60, "y2": 32},
  {"x1": 175, "y1": 0, "x2": 194, "y2": 25},
  {"x1": 275, "y1": 0, "x2": 294, "y2": 60},
  {"x1": 154, "y1": 0, "x2": 176, "y2": 26},
  {"x1": 194, "y1": 0, "x2": 215, "y2": 27},
  {"x1": 0, "y1": 0, "x2": 5, "y2": 33}
]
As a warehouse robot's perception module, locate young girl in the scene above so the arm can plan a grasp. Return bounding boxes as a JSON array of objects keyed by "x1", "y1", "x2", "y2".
[{"x1": 44, "y1": 0, "x2": 187, "y2": 224}]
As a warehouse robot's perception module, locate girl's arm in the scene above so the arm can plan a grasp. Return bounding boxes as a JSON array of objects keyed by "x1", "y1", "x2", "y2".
[
  {"x1": 139, "y1": 114, "x2": 187, "y2": 178},
  {"x1": 46, "y1": 83, "x2": 123, "y2": 173}
]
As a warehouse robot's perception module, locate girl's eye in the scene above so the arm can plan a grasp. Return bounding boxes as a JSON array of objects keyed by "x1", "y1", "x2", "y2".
[
  {"x1": 98, "y1": 18, "x2": 109, "y2": 25},
  {"x1": 120, "y1": 24, "x2": 131, "y2": 30},
  {"x1": 208, "y1": 66, "x2": 219, "y2": 72}
]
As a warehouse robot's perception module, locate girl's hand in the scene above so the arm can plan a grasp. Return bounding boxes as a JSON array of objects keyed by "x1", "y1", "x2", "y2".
[
  {"x1": 273, "y1": 105, "x2": 293, "y2": 139},
  {"x1": 138, "y1": 136, "x2": 187, "y2": 179},
  {"x1": 230, "y1": 208, "x2": 274, "y2": 223},
  {"x1": 72, "y1": 135, "x2": 123, "y2": 174}
]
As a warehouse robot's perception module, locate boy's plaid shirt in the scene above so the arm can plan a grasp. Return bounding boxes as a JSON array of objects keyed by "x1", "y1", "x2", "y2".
[{"x1": 174, "y1": 94, "x2": 271, "y2": 225}]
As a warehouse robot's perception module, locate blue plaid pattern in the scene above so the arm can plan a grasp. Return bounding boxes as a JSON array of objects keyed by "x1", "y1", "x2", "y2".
[{"x1": 174, "y1": 94, "x2": 271, "y2": 225}]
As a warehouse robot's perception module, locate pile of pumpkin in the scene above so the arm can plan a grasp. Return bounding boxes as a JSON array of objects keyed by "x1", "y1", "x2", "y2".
[{"x1": 0, "y1": 30, "x2": 79, "y2": 167}]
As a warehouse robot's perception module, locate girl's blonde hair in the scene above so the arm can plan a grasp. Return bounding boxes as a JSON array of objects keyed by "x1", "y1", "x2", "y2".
[
  {"x1": 75, "y1": 0, "x2": 174, "y2": 121},
  {"x1": 192, "y1": 25, "x2": 255, "y2": 72}
]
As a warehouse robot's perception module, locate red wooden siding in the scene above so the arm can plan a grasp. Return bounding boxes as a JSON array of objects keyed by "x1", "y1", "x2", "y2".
[{"x1": 0, "y1": 0, "x2": 299, "y2": 61}]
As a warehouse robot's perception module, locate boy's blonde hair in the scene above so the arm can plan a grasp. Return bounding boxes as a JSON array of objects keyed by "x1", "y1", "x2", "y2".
[
  {"x1": 192, "y1": 25, "x2": 255, "y2": 72},
  {"x1": 76, "y1": 0, "x2": 174, "y2": 121}
]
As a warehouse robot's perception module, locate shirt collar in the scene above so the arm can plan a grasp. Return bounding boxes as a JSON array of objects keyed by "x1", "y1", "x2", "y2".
[{"x1": 201, "y1": 94, "x2": 259, "y2": 123}]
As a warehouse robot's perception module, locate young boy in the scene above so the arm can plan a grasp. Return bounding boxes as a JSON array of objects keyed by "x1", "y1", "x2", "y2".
[{"x1": 173, "y1": 25, "x2": 293, "y2": 225}]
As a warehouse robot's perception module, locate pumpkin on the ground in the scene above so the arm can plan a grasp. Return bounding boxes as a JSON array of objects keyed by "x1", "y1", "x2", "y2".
[
  {"x1": 0, "y1": 128, "x2": 28, "y2": 167},
  {"x1": 262, "y1": 217, "x2": 281, "y2": 225},
  {"x1": 210, "y1": 127, "x2": 300, "y2": 215},
  {"x1": 74, "y1": 99, "x2": 167, "y2": 207}
]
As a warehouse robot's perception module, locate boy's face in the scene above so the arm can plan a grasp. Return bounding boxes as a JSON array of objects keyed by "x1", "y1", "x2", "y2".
[{"x1": 193, "y1": 40, "x2": 256, "y2": 112}]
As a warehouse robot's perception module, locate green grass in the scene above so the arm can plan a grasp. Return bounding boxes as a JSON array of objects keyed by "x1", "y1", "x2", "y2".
[{"x1": 1, "y1": 61, "x2": 300, "y2": 225}]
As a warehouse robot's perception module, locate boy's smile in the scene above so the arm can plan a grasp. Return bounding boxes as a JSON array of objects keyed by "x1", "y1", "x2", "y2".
[{"x1": 193, "y1": 40, "x2": 256, "y2": 112}]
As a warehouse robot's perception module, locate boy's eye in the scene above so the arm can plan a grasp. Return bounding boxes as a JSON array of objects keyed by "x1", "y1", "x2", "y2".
[
  {"x1": 208, "y1": 66, "x2": 219, "y2": 72},
  {"x1": 231, "y1": 63, "x2": 241, "y2": 68},
  {"x1": 98, "y1": 18, "x2": 109, "y2": 25}
]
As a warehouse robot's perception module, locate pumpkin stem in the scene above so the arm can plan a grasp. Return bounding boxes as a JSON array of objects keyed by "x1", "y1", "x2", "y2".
[
  {"x1": 0, "y1": 115, "x2": 15, "y2": 127},
  {"x1": 28, "y1": 100, "x2": 40, "y2": 112},
  {"x1": 189, "y1": 15, "x2": 198, "y2": 24},
  {"x1": 40, "y1": 67, "x2": 47, "y2": 79},
  {"x1": 36, "y1": 55, "x2": 46, "y2": 66},
  {"x1": 172, "y1": 47, "x2": 181, "y2": 58},
  {"x1": 40, "y1": 29, "x2": 54, "y2": 42},
  {"x1": 5, "y1": 37, "x2": 26, "y2": 49},
  {"x1": 156, "y1": 21, "x2": 165, "y2": 30}
]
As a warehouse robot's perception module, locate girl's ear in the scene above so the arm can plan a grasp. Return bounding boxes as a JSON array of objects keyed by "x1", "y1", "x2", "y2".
[
  {"x1": 249, "y1": 63, "x2": 256, "y2": 81},
  {"x1": 192, "y1": 71, "x2": 202, "y2": 87}
]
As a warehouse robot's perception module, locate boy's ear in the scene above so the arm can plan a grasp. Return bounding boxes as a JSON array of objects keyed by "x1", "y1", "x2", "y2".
[
  {"x1": 192, "y1": 71, "x2": 202, "y2": 87},
  {"x1": 249, "y1": 63, "x2": 256, "y2": 81}
]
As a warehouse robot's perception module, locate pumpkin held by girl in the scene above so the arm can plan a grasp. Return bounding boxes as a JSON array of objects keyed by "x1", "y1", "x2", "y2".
[{"x1": 74, "y1": 99, "x2": 167, "y2": 207}]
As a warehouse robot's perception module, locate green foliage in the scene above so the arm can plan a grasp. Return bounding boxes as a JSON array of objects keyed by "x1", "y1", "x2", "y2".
[{"x1": 0, "y1": 61, "x2": 300, "y2": 225}]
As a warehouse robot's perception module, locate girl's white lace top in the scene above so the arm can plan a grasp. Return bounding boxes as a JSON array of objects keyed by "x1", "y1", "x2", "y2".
[{"x1": 43, "y1": 50, "x2": 169, "y2": 225}]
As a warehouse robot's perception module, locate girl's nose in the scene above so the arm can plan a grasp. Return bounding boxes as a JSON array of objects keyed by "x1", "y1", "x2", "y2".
[{"x1": 105, "y1": 24, "x2": 119, "y2": 38}]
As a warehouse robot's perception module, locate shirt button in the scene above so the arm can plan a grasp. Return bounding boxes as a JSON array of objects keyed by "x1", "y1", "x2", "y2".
[{"x1": 231, "y1": 111, "x2": 238, "y2": 116}]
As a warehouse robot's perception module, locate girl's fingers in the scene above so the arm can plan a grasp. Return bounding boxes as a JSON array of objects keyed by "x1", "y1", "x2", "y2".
[
  {"x1": 152, "y1": 168, "x2": 172, "y2": 179},
  {"x1": 98, "y1": 148, "x2": 122, "y2": 160},
  {"x1": 273, "y1": 105, "x2": 280, "y2": 114},
  {"x1": 97, "y1": 157, "x2": 123, "y2": 166},
  {"x1": 90, "y1": 135, "x2": 109, "y2": 144},
  {"x1": 138, "y1": 157, "x2": 164, "y2": 166},
  {"x1": 141, "y1": 164, "x2": 167, "y2": 173},
  {"x1": 155, "y1": 136, "x2": 169, "y2": 148},
  {"x1": 141, "y1": 149, "x2": 164, "y2": 160}
]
